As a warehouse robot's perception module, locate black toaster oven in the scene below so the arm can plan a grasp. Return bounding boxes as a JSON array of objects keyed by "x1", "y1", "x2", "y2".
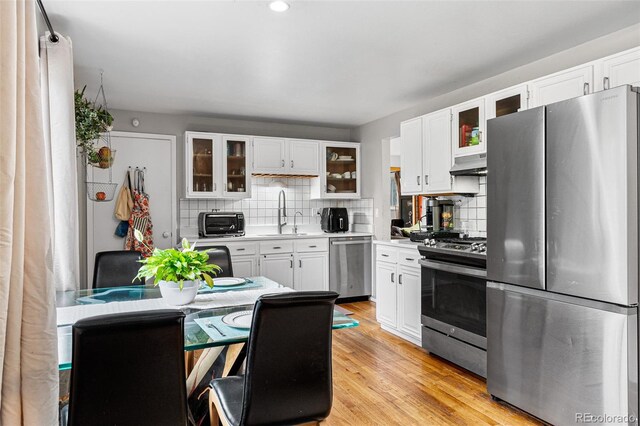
[{"x1": 198, "y1": 212, "x2": 245, "y2": 237}]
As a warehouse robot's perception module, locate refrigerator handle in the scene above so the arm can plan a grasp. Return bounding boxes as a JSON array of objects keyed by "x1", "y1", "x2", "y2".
[{"x1": 583, "y1": 82, "x2": 590, "y2": 95}]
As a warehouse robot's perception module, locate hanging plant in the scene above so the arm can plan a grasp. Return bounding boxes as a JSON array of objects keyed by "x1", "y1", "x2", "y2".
[{"x1": 75, "y1": 85, "x2": 114, "y2": 166}]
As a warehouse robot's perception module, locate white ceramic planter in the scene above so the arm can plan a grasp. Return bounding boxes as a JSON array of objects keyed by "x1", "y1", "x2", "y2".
[{"x1": 158, "y1": 280, "x2": 200, "y2": 305}]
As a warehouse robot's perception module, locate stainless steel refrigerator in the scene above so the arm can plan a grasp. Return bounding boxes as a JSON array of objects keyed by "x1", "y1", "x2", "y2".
[{"x1": 486, "y1": 85, "x2": 639, "y2": 425}]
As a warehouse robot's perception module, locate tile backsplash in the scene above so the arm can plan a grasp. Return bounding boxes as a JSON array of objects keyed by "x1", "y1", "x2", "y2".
[
  {"x1": 453, "y1": 176, "x2": 487, "y2": 237},
  {"x1": 179, "y1": 177, "x2": 373, "y2": 234}
]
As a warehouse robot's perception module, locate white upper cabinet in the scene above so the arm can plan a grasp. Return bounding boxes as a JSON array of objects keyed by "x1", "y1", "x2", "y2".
[
  {"x1": 311, "y1": 141, "x2": 361, "y2": 199},
  {"x1": 252, "y1": 137, "x2": 287, "y2": 174},
  {"x1": 185, "y1": 131, "x2": 222, "y2": 198},
  {"x1": 486, "y1": 84, "x2": 529, "y2": 120},
  {"x1": 288, "y1": 139, "x2": 319, "y2": 175},
  {"x1": 221, "y1": 135, "x2": 252, "y2": 199},
  {"x1": 253, "y1": 137, "x2": 320, "y2": 175},
  {"x1": 598, "y1": 47, "x2": 640, "y2": 90},
  {"x1": 400, "y1": 117, "x2": 424, "y2": 195},
  {"x1": 452, "y1": 98, "x2": 486, "y2": 158},
  {"x1": 529, "y1": 64, "x2": 594, "y2": 107},
  {"x1": 423, "y1": 109, "x2": 452, "y2": 193}
]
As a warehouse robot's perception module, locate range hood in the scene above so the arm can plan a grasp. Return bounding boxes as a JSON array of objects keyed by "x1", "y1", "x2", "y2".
[{"x1": 450, "y1": 153, "x2": 487, "y2": 176}]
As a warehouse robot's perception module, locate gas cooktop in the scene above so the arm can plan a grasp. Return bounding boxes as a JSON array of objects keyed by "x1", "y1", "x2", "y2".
[{"x1": 420, "y1": 236, "x2": 487, "y2": 257}]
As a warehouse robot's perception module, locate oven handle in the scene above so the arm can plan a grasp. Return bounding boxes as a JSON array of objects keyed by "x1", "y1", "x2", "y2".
[{"x1": 419, "y1": 259, "x2": 486, "y2": 279}]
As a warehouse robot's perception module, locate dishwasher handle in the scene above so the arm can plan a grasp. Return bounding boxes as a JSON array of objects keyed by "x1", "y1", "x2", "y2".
[{"x1": 331, "y1": 240, "x2": 370, "y2": 246}]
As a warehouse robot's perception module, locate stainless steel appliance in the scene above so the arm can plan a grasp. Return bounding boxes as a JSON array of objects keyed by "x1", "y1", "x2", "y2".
[
  {"x1": 321, "y1": 208, "x2": 349, "y2": 233},
  {"x1": 329, "y1": 236, "x2": 371, "y2": 301},
  {"x1": 422, "y1": 198, "x2": 455, "y2": 232},
  {"x1": 418, "y1": 235, "x2": 487, "y2": 377},
  {"x1": 486, "y1": 86, "x2": 639, "y2": 425},
  {"x1": 197, "y1": 212, "x2": 245, "y2": 237}
]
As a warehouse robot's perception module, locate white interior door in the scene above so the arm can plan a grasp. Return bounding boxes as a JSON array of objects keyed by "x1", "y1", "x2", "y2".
[{"x1": 86, "y1": 132, "x2": 177, "y2": 284}]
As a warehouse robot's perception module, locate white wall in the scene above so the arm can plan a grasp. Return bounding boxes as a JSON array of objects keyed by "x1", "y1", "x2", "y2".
[{"x1": 353, "y1": 23, "x2": 640, "y2": 241}]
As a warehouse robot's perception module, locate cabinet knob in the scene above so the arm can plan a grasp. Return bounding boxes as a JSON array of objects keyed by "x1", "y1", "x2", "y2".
[
  {"x1": 281, "y1": 159, "x2": 285, "y2": 167},
  {"x1": 162, "y1": 232, "x2": 170, "y2": 238}
]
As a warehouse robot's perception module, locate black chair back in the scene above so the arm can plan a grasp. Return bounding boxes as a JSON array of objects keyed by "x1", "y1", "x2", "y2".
[
  {"x1": 205, "y1": 246, "x2": 233, "y2": 278},
  {"x1": 242, "y1": 291, "x2": 339, "y2": 425},
  {"x1": 92, "y1": 250, "x2": 143, "y2": 288},
  {"x1": 68, "y1": 310, "x2": 188, "y2": 426}
]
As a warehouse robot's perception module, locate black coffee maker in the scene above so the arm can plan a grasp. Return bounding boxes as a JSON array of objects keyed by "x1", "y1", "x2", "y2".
[{"x1": 320, "y1": 208, "x2": 349, "y2": 233}]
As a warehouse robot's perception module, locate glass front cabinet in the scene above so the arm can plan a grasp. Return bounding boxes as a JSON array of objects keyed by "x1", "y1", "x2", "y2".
[
  {"x1": 311, "y1": 141, "x2": 361, "y2": 199},
  {"x1": 185, "y1": 132, "x2": 251, "y2": 199},
  {"x1": 486, "y1": 84, "x2": 529, "y2": 120},
  {"x1": 452, "y1": 98, "x2": 486, "y2": 157}
]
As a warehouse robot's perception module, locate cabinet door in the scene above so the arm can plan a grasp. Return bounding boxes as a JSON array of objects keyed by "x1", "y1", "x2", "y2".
[
  {"x1": 375, "y1": 262, "x2": 397, "y2": 327},
  {"x1": 253, "y1": 137, "x2": 286, "y2": 173},
  {"x1": 259, "y1": 254, "x2": 294, "y2": 288},
  {"x1": 486, "y1": 84, "x2": 529, "y2": 120},
  {"x1": 294, "y1": 253, "x2": 328, "y2": 291},
  {"x1": 601, "y1": 47, "x2": 640, "y2": 89},
  {"x1": 231, "y1": 256, "x2": 258, "y2": 278},
  {"x1": 423, "y1": 109, "x2": 452, "y2": 193},
  {"x1": 452, "y1": 98, "x2": 486, "y2": 157},
  {"x1": 529, "y1": 65, "x2": 593, "y2": 107},
  {"x1": 400, "y1": 117, "x2": 423, "y2": 194},
  {"x1": 321, "y1": 142, "x2": 360, "y2": 198},
  {"x1": 185, "y1": 132, "x2": 221, "y2": 198},
  {"x1": 397, "y1": 266, "x2": 422, "y2": 339},
  {"x1": 222, "y1": 135, "x2": 251, "y2": 198},
  {"x1": 288, "y1": 140, "x2": 319, "y2": 175}
]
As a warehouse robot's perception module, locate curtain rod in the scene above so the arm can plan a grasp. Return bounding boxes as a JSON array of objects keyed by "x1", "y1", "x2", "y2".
[{"x1": 36, "y1": 0, "x2": 59, "y2": 43}]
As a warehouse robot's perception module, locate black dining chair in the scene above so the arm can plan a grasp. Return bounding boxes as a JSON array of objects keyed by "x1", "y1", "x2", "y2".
[
  {"x1": 204, "y1": 246, "x2": 233, "y2": 278},
  {"x1": 208, "y1": 291, "x2": 339, "y2": 426},
  {"x1": 92, "y1": 250, "x2": 143, "y2": 288},
  {"x1": 62, "y1": 309, "x2": 188, "y2": 426}
]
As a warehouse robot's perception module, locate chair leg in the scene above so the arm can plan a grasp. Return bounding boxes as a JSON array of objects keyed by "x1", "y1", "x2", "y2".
[
  {"x1": 223, "y1": 343, "x2": 245, "y2": 377},
  {"x1": 209, "y1": 388, "x2": 232, "y2": 426}
]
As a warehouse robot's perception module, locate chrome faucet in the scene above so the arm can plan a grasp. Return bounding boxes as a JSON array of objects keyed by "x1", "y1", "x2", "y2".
[
  {"x1": 277, "y1": 189, "x2": 287, "y2": 234},
  {"x1": 293, "y1": 211, "x2": 303, "y2": 234}
]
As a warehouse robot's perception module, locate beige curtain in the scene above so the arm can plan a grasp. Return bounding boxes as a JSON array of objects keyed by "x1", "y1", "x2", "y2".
[{"x1": 0, "y1": 0, "x2": 59, "y2": 424}]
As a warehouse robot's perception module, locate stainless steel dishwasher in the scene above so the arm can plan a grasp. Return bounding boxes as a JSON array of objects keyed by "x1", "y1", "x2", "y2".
[{"x1": 329, "y1": 236, "x2": 372, "y2": 301}]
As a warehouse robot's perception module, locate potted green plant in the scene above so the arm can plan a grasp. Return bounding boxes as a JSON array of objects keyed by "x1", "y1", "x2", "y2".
[
  {"x1": 132, "y1": 230, "x2": 221, "y2": 305},
  {"x1": 75, "y1": 86, "x2": 114, "y2": 167}
]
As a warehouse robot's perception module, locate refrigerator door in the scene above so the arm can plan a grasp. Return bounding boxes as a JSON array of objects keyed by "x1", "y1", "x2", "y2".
[
  {"x1": 546, "y1": 86, "x2": 639, "y2": 305},
  {"x1": 487, "y1": 282, "x2": 638, "y2": 426},
  {"x1": 486, "y1": 107, "x2": 545, "y2": 289}
]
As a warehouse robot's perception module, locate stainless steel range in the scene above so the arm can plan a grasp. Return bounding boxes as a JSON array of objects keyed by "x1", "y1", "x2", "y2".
[{"x1": 418, "y1": 233, "x2": 487, "y2": 377}]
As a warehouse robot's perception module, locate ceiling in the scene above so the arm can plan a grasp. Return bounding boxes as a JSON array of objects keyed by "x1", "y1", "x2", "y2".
[{"x1": 46, "y1": 1, "x2": 640, "y2": 127}]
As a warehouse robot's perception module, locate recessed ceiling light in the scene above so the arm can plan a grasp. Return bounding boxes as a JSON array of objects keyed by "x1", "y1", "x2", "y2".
[{"x1": 269, "y1": 1, "x2": 289, "y2": 12}]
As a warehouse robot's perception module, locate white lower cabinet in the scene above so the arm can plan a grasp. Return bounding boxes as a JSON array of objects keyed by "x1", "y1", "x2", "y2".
[
  {"x1": 260, "y1": 253, "x2": 295, "y2": 288},
  {"x1": 375, "y1": 245, "x2": 422, "y2": 345},
  {"x1": 232, "y1": 256, "x2": 258, "y2": 278},
  {"x1": 294, "y1": 253, "x2": 328, "y2": 291},
  {"x1": 396, "y1": 265, "x2": 421, "y2": 338},
  {"x1": 375, "y1": 262, "x2": 397, "y2": 326}
]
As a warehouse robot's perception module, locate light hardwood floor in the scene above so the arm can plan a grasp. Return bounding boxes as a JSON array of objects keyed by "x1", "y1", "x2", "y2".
[{"x1": 325, "y1": 302, "x2": 541, "y2": 425}]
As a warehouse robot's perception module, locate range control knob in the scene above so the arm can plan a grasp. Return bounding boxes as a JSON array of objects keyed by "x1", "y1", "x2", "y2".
[
  {"x1": 470, "y1": 243, "x2": 479, "y2": 251},
  {"x1": 478, "y1": 244, "x2": 487, "y2": 253},
  {"x1": 428, "y1": 239, "x2": 437, "y2": 247}
]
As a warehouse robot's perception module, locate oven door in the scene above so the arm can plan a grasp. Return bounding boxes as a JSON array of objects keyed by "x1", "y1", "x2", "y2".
[{"x1": 420, "y1": 259, "x2": 487, "y2": 349}]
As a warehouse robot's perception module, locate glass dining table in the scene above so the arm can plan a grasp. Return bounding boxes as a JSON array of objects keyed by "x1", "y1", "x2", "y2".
[{"x1": 56, "y1": 276, "x2": 359, "y2": 371}]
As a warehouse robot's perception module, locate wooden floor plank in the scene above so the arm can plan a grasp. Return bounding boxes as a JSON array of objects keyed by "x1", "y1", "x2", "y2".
[{"x1": 325, "y1": 301, "x2": 541, "y2": 425}]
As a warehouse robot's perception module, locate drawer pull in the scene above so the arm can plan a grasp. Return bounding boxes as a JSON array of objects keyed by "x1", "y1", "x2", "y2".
[
  {"x1": 273, "y1": 246, "x2": 281, "y2": 249},
  {"x1": 381, "y1": 254, "x2": 389, "y2": 257},
  {"x1": 309, "y1": 245, "x2": 317, "y2": 248},
  {"x1": 236, "y1": 248, "x2": 245, "y2": 251},
  {"x1": 405, "y1": 257, "x2": 414, "y2": 261}
]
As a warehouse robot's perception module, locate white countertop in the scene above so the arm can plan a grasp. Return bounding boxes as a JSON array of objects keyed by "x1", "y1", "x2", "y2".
[
  {"x1": 184, "y1": 231, "x2": 373, "y2": 244},
  {"x1": 373, "y1": 239, "x2": 421, "y2": 249}
]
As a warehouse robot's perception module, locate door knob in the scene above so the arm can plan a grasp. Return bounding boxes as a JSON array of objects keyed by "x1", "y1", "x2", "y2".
[{"x1": 162, "y1": 232, "x2": 170, "y2": 238}]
